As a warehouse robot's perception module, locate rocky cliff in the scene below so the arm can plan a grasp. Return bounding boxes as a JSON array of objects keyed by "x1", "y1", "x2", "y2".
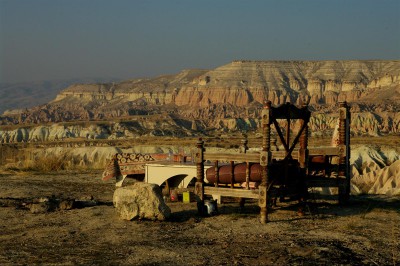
[
  {"x1": 0, "y1": 60, "x2": 399, "y2": 142},
  {"x1": 51, "y1": 60, "x2": 400, "y2": 108}
]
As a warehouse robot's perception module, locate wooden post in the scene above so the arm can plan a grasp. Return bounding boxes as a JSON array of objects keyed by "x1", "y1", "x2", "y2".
[
  {"x1": 298, "y1": 105, "x2": 310, "y2": 212},
  {"x1": 214, "y1": 160, "x2": 219, "y2": 187},
  {"x1": 245, "y1": 162, "x2": 250, "y2": 190},
  {"x1": 230, "y1": 161, "x2": 235, "y2": 188},
  {"x1": 242, "y1": 136, "x2": 250, "y2": 189},
  {"x1": 286, "y1": 118, "x2": 290, "y2": 157},
  {"x1": 259, "y1": 101, "x2": 271, "y2": 223},
  {"x1": 241, "y1": 137, "x2": 248, "y2": 154},
  {"x1": 345, "y1": 103, "x2": 351, "y2": 199},
  {"x1": 299, "y1": 106, "x2": 309, "y2": 170},
  {"x1": 195, "y1": 138, "x2": 205, "y2": 215},
  {"x1": 338, "y1": 102, "x2": 346, "y2": 173},
  {"x1": 338, "y1": 101, "x2": 350, "y2": 204}
]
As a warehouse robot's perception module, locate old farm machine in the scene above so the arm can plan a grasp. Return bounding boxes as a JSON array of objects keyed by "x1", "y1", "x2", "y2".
[{"x1": 194, "y1": 101, "x2": 351, "y2": 223}]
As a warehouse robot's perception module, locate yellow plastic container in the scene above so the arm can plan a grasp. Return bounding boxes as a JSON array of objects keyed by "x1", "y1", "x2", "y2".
[{"x1": 182, "y1": 191, "x2": 191, "y2": 203}]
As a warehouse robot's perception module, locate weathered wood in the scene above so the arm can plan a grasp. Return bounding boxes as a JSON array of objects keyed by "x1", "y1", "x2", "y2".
[
  {"x1": 204, "y1": 186, "x2": 260, "y2": 199},
  {"x1": 214, "y1": 160, "x2": 219, "y2": 187},
  {"x1": 241, "y1": 137, "x2": 248, "y2": 153},
  {"x1": 339, "y1": 101, "x2": 351, "y2": 203},
  {"x1": 270, "y1": 102, "x2": 311, "y2": 119},
  {"x1": 194, "y1": 100, "x2": 350, "y2": 222},
  {"x1": 285, "y1": 119, "x2": 309, "y2": 161},
  {"x1": 286, "y1": 118, "x2": 290, "y2": 154},
  {"x1": 272, "y1": 150, "x2": 295, "y2": 160},
  {"x1": 203, "y1": 153, "x2": 260, "y2": 162},
  {"x1": 260, "y1": 101, "x2": 271, "y2": 223},
  {"x1": 245, "y1": 161, "x2": 250, "y2": 189},
  {"x1": 195, "y1": 139, "x2": 204, "y2": 164},
  {"x1": 298, "y1": 118, "x2": 308, "y2": 169},
  {"x1": 243, "y1": 139, "x2": 250, "y2": 190},
  {"x1": 259, "y1": 185, "x2": 268, "y2": 224},
  {"x1": 195, "y1": 139, "x2": 205, "y2": 215},
  {"x1": 308, "y1": 146, "x2": 343, "y2": 156},
  {"x1": 273, "y1": 119, "x2": 290, "y2": 153},
  {"x1": 230, "y1": 161, "x2": 235, "y2": 188},
  {"x1": 259, "y1": 151, "x2": 269, "y2": 166}
]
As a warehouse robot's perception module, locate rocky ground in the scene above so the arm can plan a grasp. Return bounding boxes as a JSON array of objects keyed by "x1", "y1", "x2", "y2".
[{"x1": 0, "y1": 171, "x2": 399, "y2": 265}]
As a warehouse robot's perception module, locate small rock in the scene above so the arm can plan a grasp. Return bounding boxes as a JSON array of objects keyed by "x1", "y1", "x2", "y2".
[
  {"x1": 78, "y1": 195, "x2": 94, "y2": 201},
  {"x1": 58, "y1": 199, "x2": 75, "y2": 210},
  {"x1": 29, "y1": 202, "x2": 50, "y2": 214},
  {"x1": 33, "y1": 197, "x2": 49, "y2": 203}
]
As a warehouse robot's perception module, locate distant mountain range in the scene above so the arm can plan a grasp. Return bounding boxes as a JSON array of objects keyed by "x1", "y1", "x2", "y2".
[{"x1": 0, "y1": 78, "x2": 120, "y2": 115}]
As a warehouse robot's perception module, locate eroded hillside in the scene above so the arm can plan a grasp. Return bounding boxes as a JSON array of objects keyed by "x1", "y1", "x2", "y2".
[{"x1": 0, "y1": 60, "x2": 399, "y2": 143}]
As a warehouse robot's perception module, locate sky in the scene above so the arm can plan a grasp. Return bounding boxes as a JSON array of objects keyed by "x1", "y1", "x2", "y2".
[{"x1": 0, "y1": 0, "x2": 399, "y2": 83}]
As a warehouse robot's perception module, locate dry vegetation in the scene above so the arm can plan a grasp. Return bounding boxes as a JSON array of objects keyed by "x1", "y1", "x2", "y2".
[{"x1": 2, "y1": 152, "x2": 90, "y2": 173}]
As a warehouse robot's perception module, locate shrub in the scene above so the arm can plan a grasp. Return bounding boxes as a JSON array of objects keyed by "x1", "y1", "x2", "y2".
[{"x1": 31, "y1": 153, "x2": 73, "y2": 172}]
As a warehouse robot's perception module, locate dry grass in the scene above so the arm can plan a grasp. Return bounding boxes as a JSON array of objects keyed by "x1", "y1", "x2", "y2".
[
  {"x1": 28, "y1": 153, "x2": 73, "y2": 172},
  {"x1": 1, "y1": 152, "x2": 98, "y2": 173}
]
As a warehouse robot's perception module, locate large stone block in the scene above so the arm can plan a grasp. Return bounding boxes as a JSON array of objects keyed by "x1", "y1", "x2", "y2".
[{"x1": 113, "y1": 183, "x2": 171, "y2": 221}]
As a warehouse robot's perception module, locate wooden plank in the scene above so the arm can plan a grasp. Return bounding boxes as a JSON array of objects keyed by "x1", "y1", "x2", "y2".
[
  {"x1": 203, "y1": 151, "x2": 299, "y2": 162},
  {"x1": 204, "y1": 186, "x2": 260, "y2": 199},
  {"x1": 204, "y1": 147, "x2": 344, "y2": 162},
  {"x1": 204, "y1": 153, "x2": 260, "y2": 162},
  {"x1": 309, "y1": 146, "x2": 342, "y2": 156},
  {"x1": 271, "y1": 150, "x2": 297, "y2": 159},
  {"x1": 271, "y1": 150, "x2": 286, "y2": 158}
]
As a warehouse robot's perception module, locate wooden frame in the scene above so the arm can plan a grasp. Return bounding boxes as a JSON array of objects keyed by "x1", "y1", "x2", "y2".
[
  {"x1": 306, "y1": 101, "x2": 351, "y2": 204},
  {"x1": 194, "y1": 101, "x2": 351, "y2": 223}
]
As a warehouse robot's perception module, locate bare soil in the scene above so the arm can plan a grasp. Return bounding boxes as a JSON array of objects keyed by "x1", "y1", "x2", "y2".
[{"x1": 0, "y1": 171, "x2": 399, "y2": 266}]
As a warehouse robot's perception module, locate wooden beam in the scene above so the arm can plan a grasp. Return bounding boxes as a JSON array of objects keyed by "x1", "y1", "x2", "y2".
[
  {"x1": 308, "y1": 146, "x2": 342, "y2": 156},
  {"x1": 260, "y1": 101, "x2": 271, "y2": 224},
  {"x1": 195, "y1": 138, "x2": 205, "y2": 215},
  {"x1": 284, "y1": 119, "x2": 308, "y2": 160},
  {"x1": 214, "y1": 160, "x2": 219, "y2": 187},
  {"x1": 204, "y1": 186, "x2": 260, "y2": 199},
  {"x1": 272, "y1": 150, "x2": 298, "y2": 160},
  {"x1": 273, "y1": 119, "x2": 290, "y2": 152},
  {"x1": 230, "y1": 161, "x2": 235, "y2": 188},
  {"x1": 204, "y1": 153, "x2": 260, "y2": 162},
  {"x1": 286, "y1": 118, "x2": 290, "y2": 153}
]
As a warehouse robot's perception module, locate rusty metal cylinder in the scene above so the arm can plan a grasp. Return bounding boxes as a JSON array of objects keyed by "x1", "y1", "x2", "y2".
[{"x1": 206, "y1": 163, "x2": 263, "y2": 184}]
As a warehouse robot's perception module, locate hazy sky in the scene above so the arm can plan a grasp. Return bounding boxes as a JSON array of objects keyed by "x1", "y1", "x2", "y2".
[{"x1": 1, "y1": 0, "x2": 399, "y2": 83}]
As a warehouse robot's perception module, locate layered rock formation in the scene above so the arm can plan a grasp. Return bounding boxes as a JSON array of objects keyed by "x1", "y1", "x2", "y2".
[
  {"x1": 350, "y1": 146, "x2": 400, "y2": 196},
  {"x1": 0, "y1": 116, "x2": 196, "y2": 143},
  {"x1": 1, "y1": 108, "x2": 398, "y2": 143},
  {"x1": 51, "y1": 60, "x2": 399, "y2": 108},
  {"x1": 0, "y1": 60, "x2": 399, "y2": 141}
]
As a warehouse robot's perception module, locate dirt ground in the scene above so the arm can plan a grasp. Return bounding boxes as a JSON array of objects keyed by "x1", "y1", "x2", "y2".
[{"x1": 0, "y1": 171, "x2": 399, "y2": 266}]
